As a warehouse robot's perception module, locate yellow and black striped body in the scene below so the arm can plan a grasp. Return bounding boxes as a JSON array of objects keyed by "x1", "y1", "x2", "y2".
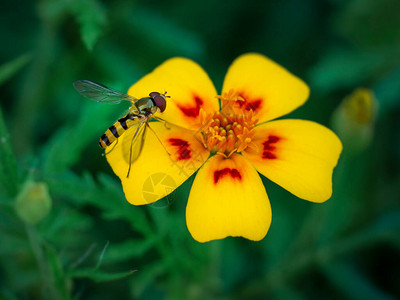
[{"x1": 99, "y1": 112, "x2": 148, "y2": 148}]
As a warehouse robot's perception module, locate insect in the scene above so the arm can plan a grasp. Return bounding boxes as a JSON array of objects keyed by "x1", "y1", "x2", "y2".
[{"x1": 73, "y1": 79, "x2": 168, "y2": 176}]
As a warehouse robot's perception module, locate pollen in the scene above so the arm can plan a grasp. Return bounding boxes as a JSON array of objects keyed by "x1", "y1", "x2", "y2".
[{"x1": 199, "y1": 91, "x2": 259, "y2": 157}]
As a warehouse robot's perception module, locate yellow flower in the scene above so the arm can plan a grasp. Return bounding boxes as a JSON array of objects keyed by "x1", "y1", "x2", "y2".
[{"x1": 105, "y1": 53, "x2": 342, "y2": 242}]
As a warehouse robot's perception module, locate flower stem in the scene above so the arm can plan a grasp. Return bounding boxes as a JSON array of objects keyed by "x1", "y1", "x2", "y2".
[
  {"x1": 26, "y1": 224, "x2": 62, "y2": 300},
  {"x1": 0, "y1": 106, "x2": 19, "y2": 197}
]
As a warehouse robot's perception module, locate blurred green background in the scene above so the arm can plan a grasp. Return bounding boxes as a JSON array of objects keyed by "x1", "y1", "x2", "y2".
[{"x1": 1, "y1": 0, "x2": 400, "y2": 299}]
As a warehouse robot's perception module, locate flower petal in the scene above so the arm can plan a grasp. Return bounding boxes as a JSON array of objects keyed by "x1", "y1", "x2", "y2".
[
  {"x1": 128, "y1": 58, "x2": 219, "y2": 130},
  {"x1": 106, "y1": 122, "x2": 209, "y2": 205},
  {"x1": 243, "y1": 119, "x2": 342, "y2": 202},
  {"x1": 222, "y1": 53, "x2": 309, "y2": 123},
  {"x1": 186, "y1": 153, "x2": 271, "y2": 242}
]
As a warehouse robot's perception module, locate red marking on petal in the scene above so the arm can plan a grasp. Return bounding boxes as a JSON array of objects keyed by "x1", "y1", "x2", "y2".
[
  {"x1": 169, "y1": 138, "x2": 191, "y2": 160},
  {"x1": 238, "y1": 93, "x2": 262, "y2": 111},
  {"x1": 263, "y1": 152, "x2": 277, "y2": 159},
  {"x1": 262, "y1": 135, "x2": 280, "y2": 159},
  {"x1": 213, "y1": 168, "x2": 242, "y2": 184},
  {"x1": 177, "y1": 95, "x2": 203, "y2": 118}
]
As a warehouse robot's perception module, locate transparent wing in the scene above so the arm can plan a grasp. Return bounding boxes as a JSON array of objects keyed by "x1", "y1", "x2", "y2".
[
  {"x1": 73, "y1": 79, "x2": 137, "y2": 104},
  {"x1": 130, "y1": 120, "x2": 148, "y2": 166},
  {"x1": 121, "y1": 117, "x2": 149, "y2": 177}
]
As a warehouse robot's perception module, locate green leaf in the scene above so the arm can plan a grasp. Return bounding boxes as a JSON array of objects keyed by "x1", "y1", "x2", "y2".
[
  {"x1": 39, "y1": 205, "x2": 94, "y2": 246},
  {"x1": 47, "y1": 171, "x2": 153, "y2": 236},
  {"x1": 67, "y1": 240, "x2": 136, "y2": 282},
  {"x1": 94, "y1": 240, "x2": 109, "y2": 270},
  {"x1": 103, "y1": 238, "x2": 157, "y2": 263},
  {"x1": 70, "y1": 0, "x2": 107, "y2": 51},
  {"x1": 44, "y1": 244, "x2": 70, "y2": 298},
  {"x1": 67, "y1": 268, "x2": 136, "y2": 282},
  {"x1": 131, "y1": 260, "x2": 169, "y2": 298},
  {"x1": 41, "y1": 101, "x2": 120, "y2": 175},
  {"x1": 0, "y1": 53, "x2": 31, "y2": 86}
]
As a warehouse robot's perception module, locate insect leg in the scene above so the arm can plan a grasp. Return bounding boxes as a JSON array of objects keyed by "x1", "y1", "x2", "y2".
[
  {"x1": 126, "y1": 119, "x2": 148, "y2": 178},
  {"x1": 103, "y1": 139, "x2": 119, "y2": 156},
  {"x1": 147, "y1": 122, "x2": 171, "y2": 156},
  {"x1": 126, "y1": 124, "x2": 142, "y2": 178},
  {"x1": 152, "y1": 116, "x2": 171, "y2": 129}
]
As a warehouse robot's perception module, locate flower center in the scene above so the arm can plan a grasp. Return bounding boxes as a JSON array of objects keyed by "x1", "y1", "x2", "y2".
[{"x1": 199, "y1": 90, "x2": 259, "y2": 157}]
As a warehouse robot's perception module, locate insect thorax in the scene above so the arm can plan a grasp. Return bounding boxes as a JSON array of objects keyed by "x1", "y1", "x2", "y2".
[{"x1": 133, "y1": 97, "x2": 157, "y2": 114}]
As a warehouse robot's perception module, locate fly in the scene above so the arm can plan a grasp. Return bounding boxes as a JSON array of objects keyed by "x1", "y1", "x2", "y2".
[{"x1": 73, "y1": 79, "x2": 168, "y2": 177}]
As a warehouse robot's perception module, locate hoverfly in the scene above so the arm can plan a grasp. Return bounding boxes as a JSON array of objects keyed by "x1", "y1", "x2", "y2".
[{"x1": 73, "y1": 79, "x2": 168, "y2": 177}]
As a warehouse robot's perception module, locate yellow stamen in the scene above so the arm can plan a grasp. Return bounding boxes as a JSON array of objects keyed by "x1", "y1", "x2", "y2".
[{"x1": 200, "y1": 93, "x2": 258, "y2": 156}]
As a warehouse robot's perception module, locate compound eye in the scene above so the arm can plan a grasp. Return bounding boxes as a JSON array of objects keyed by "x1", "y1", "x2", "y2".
[
  {"x1": 149, "y1": 92, "x2": 160, "y2": 99},
  {"x1": 149, "y1": 92, "x2": 166, "y2": 112}
]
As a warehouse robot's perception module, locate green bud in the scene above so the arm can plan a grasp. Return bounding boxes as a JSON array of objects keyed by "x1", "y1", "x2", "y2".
[
  {"x1": 331, "y1": 88, "x2": 378, "y2": 154},
  {"x1": 15, "y1": 181, "x2": 52, "y2": 224}
]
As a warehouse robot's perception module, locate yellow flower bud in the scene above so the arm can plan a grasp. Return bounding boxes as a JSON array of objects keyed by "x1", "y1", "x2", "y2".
[
  {"x1": 332, "y1": 88, "x2": 378, "y2": 154},
  {"x1": 15, "y1": 181, "x2": 52, "y2": 224}
]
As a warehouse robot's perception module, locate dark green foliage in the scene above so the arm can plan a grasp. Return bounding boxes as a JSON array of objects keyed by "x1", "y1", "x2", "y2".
[
  {"x1": 71, "y1": 0, "x2": 107, "y2": 51},
  {"x1": 1, "y1": 0, "x2": 399, "y2": 299}
]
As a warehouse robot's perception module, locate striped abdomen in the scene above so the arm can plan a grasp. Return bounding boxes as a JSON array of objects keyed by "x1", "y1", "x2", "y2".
[{"x1": 99, "y1": 113, "x2": 143, "y2": 148}]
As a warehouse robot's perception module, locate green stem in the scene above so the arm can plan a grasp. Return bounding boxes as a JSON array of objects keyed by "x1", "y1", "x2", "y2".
[
  {"x1": 0, "y1": 106, "x2": 19, "y2": 197},
  {"x1": 26, "y1": 225, "x2": 61, "y2": 300}
]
